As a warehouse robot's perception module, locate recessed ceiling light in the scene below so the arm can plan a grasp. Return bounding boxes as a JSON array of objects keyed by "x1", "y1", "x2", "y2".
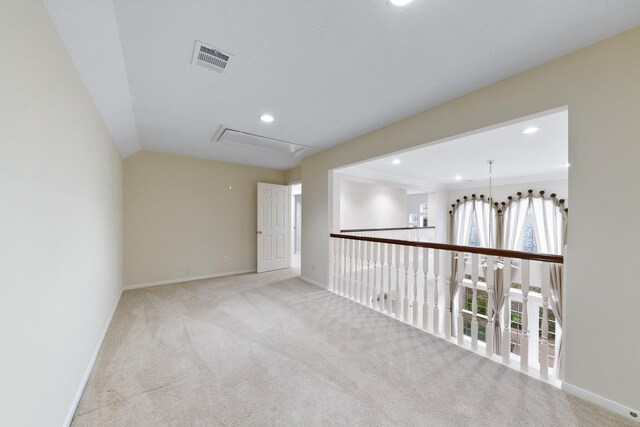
[
  {"x1": 390, "y1": 0, "x2": 413, "y2": 6},
  {"x1": 392, "y1": 158, "x2": 401, "y2": 165},
  {"x1": 260, "y1": 114, "x2": 274, "y2": 123},
  {"x1": 522, "y1": 127, "x2": 539, "y2": 134},
  {"x1": 454, "y1": 175, "x2": 462, "y2": 180},
  {"x1": 563, "y1": 162, "x2": 571, "y2": 168}
]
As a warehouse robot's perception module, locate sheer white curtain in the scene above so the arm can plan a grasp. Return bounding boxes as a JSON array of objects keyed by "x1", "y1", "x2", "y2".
[
  {"x1": 531, "y1": 196, "x2": 565, "y2": 254},
  {"x1": 490, "y1": 194, "x2": 530, "y2": 354},
  {"x1": 453, "y1": 198, "x2": 474, "y2": 245},
  {"x1": 502, "y1": 194, "x2": 530, "y2": 251},
  {"x1": 449, "y1": 196, "x2": 494, "y2": 338},
  {"x1": 450, "y1": 191, "x2": 567, "y2": 367},
  {"x1": 474, "y1": 197, "x2": 496, "y2": 247},
  {"x1": 531, "y1": 193, "x2": 567, "y2": 378}
]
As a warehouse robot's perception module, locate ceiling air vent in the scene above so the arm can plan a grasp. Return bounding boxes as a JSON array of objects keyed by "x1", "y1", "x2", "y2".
[
  {"x1": 213, "y1": 126, "x2": 311, "y2": 157},
  {"x1": 192, "y1": 41, "x2": 230, "y2": 73}
]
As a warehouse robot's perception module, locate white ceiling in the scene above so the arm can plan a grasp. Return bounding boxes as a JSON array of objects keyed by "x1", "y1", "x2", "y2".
[
  {"x1": 45, "y1": 1, "x2": 640, "y2": 170},
  {"x1": 339, "y1": 109, "x2": 568, "y2": 190}
]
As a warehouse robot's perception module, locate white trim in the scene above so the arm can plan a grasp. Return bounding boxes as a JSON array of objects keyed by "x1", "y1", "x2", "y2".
[
  {"x1": 123, "y1": 270, "x2": 256, "y2": 291},
  {"x1": 300, "y1": 275, "x2": 328, "y2": 290},
  {"x1": 562, "y1": 382, "x2": 639, "y2": 423},
  {"x1": 64, "y1": 289, "x2": 122, "y2": 427}
]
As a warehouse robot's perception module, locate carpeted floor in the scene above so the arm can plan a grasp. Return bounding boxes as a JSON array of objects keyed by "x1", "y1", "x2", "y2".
[{"x1": 73, "y1": 268, "x2": 633, "y2": 426}]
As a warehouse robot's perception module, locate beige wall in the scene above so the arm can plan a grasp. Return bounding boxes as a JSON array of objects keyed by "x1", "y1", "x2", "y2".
[
  {"x1": 301, "y1": 28, "x2": 640, "y2": 412},
  {"x1": 340, "y1": 180, "x2": 407, "y2": 229},
  {"x1": 124, "y1": 151, "x2": 286, "y2": 286},
  {"x1": 0, "y1": 2, "x2": 123, "y2": 426},
  {"x1": 285, "y1": 166, "x2": 302, "y2": 183}
]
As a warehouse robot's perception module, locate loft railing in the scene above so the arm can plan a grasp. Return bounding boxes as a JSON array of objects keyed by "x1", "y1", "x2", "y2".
[
  {"x1": 340, "y1": 226, "x2": 436, "y2": 242},
  {"x1": 329, "y1": 232, "x2": 563, "y2": 384}
]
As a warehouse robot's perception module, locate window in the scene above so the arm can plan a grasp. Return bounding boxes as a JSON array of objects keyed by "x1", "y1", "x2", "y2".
[
  {"x1": 462, "y1": 318, "x2": 486, "y2": 343},
  {"x1": 510, "y1": 300, "x2": 524, "y2": 356},
  {"x1": 468, "y1": 215, "x2": 479, "y2": 247},
  {"x1": 521, "y1": 211, "x2": 538, "y2": 253},
  {"x1": 538, "y1": 307, "x2": 557, "y2": 368},
  {"x1": 462, "y1": 287, "x2": 487, "y2": 342}
]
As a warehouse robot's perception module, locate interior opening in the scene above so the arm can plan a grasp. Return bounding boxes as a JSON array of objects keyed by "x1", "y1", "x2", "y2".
[
  {"x1": 290, "y1": 182, "x2": 302, "y2": 274},
  {"x1": 332, "y1": 108, "x2": 568, "y2": 239},
  {"x1": 329, "y1": 107, "x2": 568, "y2": 383}
]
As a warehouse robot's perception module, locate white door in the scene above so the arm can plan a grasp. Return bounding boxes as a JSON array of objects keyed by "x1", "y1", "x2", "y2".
[{"x1": 257, "y1": 183, "x2": 290, "y2": 273}]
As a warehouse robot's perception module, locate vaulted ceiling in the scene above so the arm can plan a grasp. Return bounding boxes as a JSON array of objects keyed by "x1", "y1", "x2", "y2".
[{"x1": 44, "y1": 0, "x2": 640, "y2": 169}]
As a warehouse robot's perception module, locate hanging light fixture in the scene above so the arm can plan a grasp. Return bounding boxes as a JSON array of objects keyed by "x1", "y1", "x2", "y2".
[{"x1": 487, "y1": 159, "x2": 494, "y2": 205}]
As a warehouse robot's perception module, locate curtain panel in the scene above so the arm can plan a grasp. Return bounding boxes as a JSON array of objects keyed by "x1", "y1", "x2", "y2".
[{"x1": 448, "y1": 190, "x2": 567, "y2": 376}]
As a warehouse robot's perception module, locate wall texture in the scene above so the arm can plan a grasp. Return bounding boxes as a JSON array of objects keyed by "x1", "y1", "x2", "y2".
[
  {"x1": 285, "y1": 166, "x2": 302, "y2": 184},
  {"x1": 340, "y1": 181, "x2": 407, "y2": 229},
  {"x1": 0, "y1": 2, "x2": 123, "y2": 426},
  {"x1": 124, "y1": 151, "x2": 286, "y2": 287},
  {"x1": 300, "y1": 28, "x2": 640, "y2": 413}
]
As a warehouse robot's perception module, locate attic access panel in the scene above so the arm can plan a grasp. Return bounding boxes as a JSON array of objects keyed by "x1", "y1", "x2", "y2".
[{"x1": 214, "y1": 127, "x2": 310, "y2": 157}]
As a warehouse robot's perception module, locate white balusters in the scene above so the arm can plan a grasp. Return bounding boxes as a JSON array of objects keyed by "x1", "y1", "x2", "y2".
[
  {"x1": 378, "y1": 243, "x2": 385, "y2": 311},
  {"x1": 471, "y1": 253, "x2": 479, "y2": 351},
  {"x1": 356, "y1": 241, "x2": 367, "y2": 304},
  {"x1": 373, "y1": 242, "x2": 380, "y2": 309},
  {"x1": 403, "y1": 246, "x2": 410, "y2": 322},
  {"x1": 540, "y1": 262, "x2": 551, "y2": 380},
  {"x1": 341, "y1": 239, "x2": 346, "y2": 296},
  {"x1": 386, "y1": 244, "x2": 393, "y2": 313},
  {"x1": 502, "y1": 258, "x2": 512, "y2": 365},
  {"x1": 353, "y1": 240, "x2": 359, "y2": 302},
  {"x1": 412, "y1": 247, "x2": 419, "y2": 326},
  {"x1": 432, "y1": 249, "x2": 440, "y2": 335},
  {"x1": 365, "y1": 241, "x2": 372, "y2": 306},
  {"x1": 422, "y1": 247, "x2": 429, "y2": 331},
  {"x1": 344, "y1": 239, "x2": 350, "y2": 297},
  {"x1": 457, "y1": 252, "x2": 465, "y2": 346},
  {"x1": 360, "y1": 241, "x2": 369, "y2": 305},
  {"x1": 345, "y1": 239, "x2": 351, "y2": 298},
  {"x1": 331, "y1": 238, "x2": 336, "y2": 292},
  {"x1": 445, "y1": 252, "x2": 452, "y2": 339},
  {"x1": 520, "y1": 259, "x2": 530, "y2": 373},
  {"x1": 350, "y1": 239, "x2": 357, "y2": 300},
  {"x1": 328, "y1": 235, "x2": 562, "y2": 384},
  {"x1": 336, "y1": 239, "x2": 342, "y2": 294},
  {"x1": 485, "y1": 256, "x2": 495, "y2": 357},
  {"x1": 394, "y1": 245, "x2": 401, "y2": 318}
]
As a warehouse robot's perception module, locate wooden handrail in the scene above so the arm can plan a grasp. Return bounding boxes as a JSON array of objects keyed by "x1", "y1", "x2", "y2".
[
  {"x1": 330, "y1": 233, "x2": 564, "y2": 264},
  {"x1": 340, "y1": 226, "x2": 436, "y2": 232}
]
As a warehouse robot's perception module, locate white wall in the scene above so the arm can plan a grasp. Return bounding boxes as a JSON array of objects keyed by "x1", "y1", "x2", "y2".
[
  {"x1": 301, "y1": 28, "x2": 640, "y2": 415},
  {"x1": 340, "y1": 180, "x2": 407, "y2": 229},
  {"x1": 406, "y1": 193, "x2": 436, "y2": 227},
  {"x1": 124, "y1": 151, "x2": 286, "y2": 287},
  {"x1": 0, "y1": 2, "x2": 123, "y2": 426}
]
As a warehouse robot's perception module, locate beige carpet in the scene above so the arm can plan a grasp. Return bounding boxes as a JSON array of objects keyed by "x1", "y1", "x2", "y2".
[{"x1": 73, "y1": 268, "x2": 633, "y2": 426}]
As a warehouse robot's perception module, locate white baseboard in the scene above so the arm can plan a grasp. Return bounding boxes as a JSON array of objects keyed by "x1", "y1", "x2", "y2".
[
  {"x1": 562, "y1": 382, "x2": 639, "y2": 423},
  {"x1": 123, "y1": 269, "x2": 256, "y2": 291},
  {"x1": 300, "y1": 275, "x2": 328, "y2": 290},
  {"x1": 64, "y1": 289, "x2": 122, "y2": 427}
]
